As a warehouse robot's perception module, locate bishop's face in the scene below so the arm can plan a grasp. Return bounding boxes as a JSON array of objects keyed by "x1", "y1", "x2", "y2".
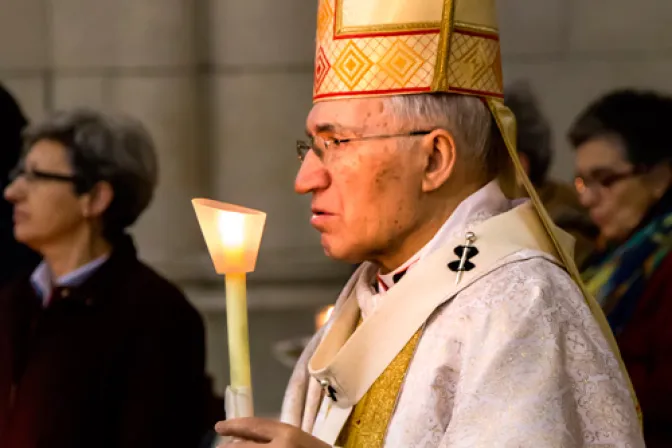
[{"x1": 295, "y1": 97, "x2": 428, "y2": 264}]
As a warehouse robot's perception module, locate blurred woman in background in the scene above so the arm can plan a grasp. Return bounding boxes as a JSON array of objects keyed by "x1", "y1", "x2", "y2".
[
  {"x1": 0, "y1": 108, "x2": 216, "y2": 448},
  {"x1": 570, "y1": 89, "x2": 672, "y2": 447}
]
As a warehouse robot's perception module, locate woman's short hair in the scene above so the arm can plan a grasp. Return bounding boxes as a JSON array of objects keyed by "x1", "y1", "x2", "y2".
[
  {"x1": 22, "y1": 108, "x2": 158, "y2": 240},
  {"x1": 568, "y1": 89, "x2": 672, "y2": 167}
]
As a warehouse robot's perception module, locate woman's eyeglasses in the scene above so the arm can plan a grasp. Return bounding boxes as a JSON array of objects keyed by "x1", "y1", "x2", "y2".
[
  {"x1": 9, "y1": 166, "x2": 79, "y2": 184},
  {"x1": 574, "y1": 166, "x2": 647, "y2": 195}
]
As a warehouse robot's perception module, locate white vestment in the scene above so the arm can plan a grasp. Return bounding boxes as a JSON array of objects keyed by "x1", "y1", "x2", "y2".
[{"x1": 281, "y1": 183, "x2": 644, "y2": 447}]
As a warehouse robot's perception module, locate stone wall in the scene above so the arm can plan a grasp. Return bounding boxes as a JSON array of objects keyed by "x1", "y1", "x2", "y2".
[
  {"x1": 499, "y1": 0, "x2": 672, "y2": 179},
  {"x1": 1, "y1": 0, "x2": 671, "y2": 415}
]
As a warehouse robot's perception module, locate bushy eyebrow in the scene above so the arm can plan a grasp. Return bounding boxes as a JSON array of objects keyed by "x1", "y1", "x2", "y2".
[
  {"x1": 306, "y1": 123, "x2": 365, "y2": 137},
  {"x1": 306, "y1": 123, "x2": 338, "y2": 137}
]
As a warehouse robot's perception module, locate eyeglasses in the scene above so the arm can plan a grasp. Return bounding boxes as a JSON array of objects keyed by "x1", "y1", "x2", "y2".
[
  {"x1": 574, "y1": 168, "x2": 644, "y2": 195},
  {"x1": 9, "y1": 166, "x2": 79, "y2": 184},
  {"x1": 296, "y1": 130, "x2": 433, "y2": 162}
]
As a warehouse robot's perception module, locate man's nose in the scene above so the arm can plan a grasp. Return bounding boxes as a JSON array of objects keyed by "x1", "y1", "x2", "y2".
[{"x1": 294, "y1": 151, "x2": 330, "y2": 195}]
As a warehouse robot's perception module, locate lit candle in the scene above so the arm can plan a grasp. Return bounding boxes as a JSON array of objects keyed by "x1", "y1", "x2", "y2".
[
  {"x1": 218, "y1": 212, "x2": 252, "y2": 390},
  {"x1": 192, "y1": 199, "x2": 266, "y2": 419}
]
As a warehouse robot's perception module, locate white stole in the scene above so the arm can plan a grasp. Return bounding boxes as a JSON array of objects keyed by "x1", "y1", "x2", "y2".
[{"x1": 302, "y1": 202, "x2": 575, "y2": 444}]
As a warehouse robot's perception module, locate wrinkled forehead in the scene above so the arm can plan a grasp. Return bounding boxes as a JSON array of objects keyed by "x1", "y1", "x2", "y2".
[{"x1": 306, "y1": 97, "x2": 392, "y2": 135}]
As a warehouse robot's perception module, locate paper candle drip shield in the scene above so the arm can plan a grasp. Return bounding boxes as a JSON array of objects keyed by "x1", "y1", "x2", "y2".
[{"x1": 192, "y1": 198, "x2": 266, "y2": 274}]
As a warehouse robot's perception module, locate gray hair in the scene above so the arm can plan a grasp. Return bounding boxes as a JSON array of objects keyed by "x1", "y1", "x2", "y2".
[
  {"x1": 22, "y1": 108, "x2": 158, "y2": 240},
  {"x1": 384, "y1": 93, "x2": 500, "y2": 178}
]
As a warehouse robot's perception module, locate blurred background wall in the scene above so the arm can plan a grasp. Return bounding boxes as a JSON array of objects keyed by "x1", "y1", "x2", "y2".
[{"x1": 0, "y1": 0, "x2": 670, "y2": 416}]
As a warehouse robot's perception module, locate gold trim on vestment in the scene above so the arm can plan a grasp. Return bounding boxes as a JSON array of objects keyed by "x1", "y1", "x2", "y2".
[{"x1": 336, "y1": 329, "x2": 423, "y2": 447}]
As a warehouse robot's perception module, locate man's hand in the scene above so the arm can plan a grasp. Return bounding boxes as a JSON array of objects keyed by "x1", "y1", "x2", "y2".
[{"x1": 215, "y1": 418, "x2": 332, "y2": 448}]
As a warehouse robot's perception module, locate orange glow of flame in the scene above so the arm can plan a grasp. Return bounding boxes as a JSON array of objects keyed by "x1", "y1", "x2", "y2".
[{"x1": 315, "y1": 305, "x2": 335, "y2": 330}]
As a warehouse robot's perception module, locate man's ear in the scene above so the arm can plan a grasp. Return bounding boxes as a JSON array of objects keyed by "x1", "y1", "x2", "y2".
[
  {"x1": 420, "y1": 128, "x2": 457, "y2": 193},
  {"x1": 81, "y1": 181, "x2": 114, "y2": 219}
]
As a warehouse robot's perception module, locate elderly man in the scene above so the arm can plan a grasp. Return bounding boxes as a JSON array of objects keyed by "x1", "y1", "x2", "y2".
[{"x1": 216, "y1": 0, "x2": 644, "y2": 446}]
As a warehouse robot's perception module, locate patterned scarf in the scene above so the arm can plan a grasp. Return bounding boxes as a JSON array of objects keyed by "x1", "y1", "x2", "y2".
[{"x1": 583, "y1": 209, "x2": 672, "y2": 336}]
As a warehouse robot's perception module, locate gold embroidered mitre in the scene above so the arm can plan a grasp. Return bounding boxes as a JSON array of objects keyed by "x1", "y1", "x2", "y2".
[
  {"x1": 312, "y1": 0, "x2": 643, "y2": 427},
  {"x1": 314, "y1": 0, "x2": 501, "y2": 100}
]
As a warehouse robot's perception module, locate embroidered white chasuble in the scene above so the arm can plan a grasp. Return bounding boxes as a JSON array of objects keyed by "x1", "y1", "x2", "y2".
[{"x1": 280, "y1": 183, "x2": 644, "y2": 447}]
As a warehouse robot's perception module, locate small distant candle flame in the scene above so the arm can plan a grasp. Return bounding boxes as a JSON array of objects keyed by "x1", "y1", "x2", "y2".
[
  {"x1": 218, "y1": 212, "x2": 246, "y2": 248},
  {"x1": 315, "y1": 305, "x2": 335, "y2": 330}
]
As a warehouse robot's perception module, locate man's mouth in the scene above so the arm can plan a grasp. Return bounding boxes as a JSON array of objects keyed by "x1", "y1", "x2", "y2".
[
  {"x1": 310, "y1": 209, "x2": 334, "y2": 227},
  {"x1": 311, "y1": 208, "x2": 331, "y2": 216}
]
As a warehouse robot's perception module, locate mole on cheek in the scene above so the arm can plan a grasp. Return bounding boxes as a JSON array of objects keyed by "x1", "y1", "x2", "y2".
[
  {"x1": 374, "y1": 166, "x2": 390, "y2": 187},
  {"x1": 396, "y1": 206, "x2": 405, "y2": 230}
]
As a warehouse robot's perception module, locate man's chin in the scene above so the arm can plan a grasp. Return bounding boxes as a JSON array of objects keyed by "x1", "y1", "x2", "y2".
[
  {"x1": 321, "y1": 243, "x2": 341, "y2": 261},
  {"x1": 321, "y1": 238, "x2": 365, "y2": 264}
]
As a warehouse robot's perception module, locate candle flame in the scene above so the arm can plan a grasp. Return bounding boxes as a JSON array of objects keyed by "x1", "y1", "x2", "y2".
[
  {"x1": 315, "y1": 305, "x2": 335, "y2": 330},
  {"x1": 218, "y1": 212, "x2": 246, "y2": 248}
]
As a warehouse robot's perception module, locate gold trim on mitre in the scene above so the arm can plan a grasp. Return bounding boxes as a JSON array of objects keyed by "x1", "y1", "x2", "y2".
[
  {"x1": 311, "y1": 0, "x2": 643, "y2": 428},
  {"x1": 431, "y1": 0, "x2": 455, "y2": 92}
]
